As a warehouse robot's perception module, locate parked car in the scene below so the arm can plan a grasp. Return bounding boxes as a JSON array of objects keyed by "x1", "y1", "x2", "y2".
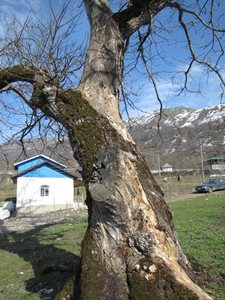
[{"x1": 194, "y1": 177, "x2": 225, "y2": 193}]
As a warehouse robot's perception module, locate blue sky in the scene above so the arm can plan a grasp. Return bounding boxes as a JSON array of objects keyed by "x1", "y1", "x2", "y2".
[
  {"x1": 124, "y1": 63, "x2": 224, "y2": 118},
  {"x1": 0, "y1": 0, "x2": 224, "y2": 120}
]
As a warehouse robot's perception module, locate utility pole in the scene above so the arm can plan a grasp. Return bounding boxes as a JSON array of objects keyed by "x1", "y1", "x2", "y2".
[
  {"x1": 157, "y1": 153, "x2": 161, "y2": 176},
  {"x1": 200, "y1": 144, "x2": 205, "y2": 182}
]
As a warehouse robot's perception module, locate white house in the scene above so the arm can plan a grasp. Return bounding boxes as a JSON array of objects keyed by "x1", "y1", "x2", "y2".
[
  {"x1": 206, "y1": 156, "x2": 225, "y2": 172},
  {"x1": 161, "y1": 163, "x2": 173, "y2": 173},
  {"x1": 13, "y1": 155, "x2": 78, "y2": 215}
]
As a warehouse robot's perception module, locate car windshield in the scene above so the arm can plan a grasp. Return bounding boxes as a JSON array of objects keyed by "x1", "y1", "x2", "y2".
[{"x1": 204, "y1": 179, "x2": 216, "y2": 184}]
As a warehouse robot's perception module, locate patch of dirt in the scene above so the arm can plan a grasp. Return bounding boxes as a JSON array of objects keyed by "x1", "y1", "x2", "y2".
[{"x1": 0, "y1": 210, "x2": 87, "y2": 233}]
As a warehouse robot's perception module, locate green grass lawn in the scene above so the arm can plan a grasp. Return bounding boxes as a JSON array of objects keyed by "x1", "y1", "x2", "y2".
[
  {"x1": 156, "y1": 174, "x2": 205, "y2": 201},
  {"x1": 0, "y1": 217, "x2": 87, "y2": 299},
  {"x1": 170, "y1": 193, "x2": 225, "y2": 300},
  {"x1": 0, "y1": 194, "x2": 224, "y2": 299}
]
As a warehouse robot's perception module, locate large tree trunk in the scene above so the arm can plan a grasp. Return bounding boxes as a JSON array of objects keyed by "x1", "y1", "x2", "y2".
[
  {"x1": 55, "y1": 4, "x2": 211, "y2": 299},
  {"x1": 55, "y1": 90, "x2": 211, "y2": 299},
  {"x1": 54, "y1": 85, "x2": 211, "y2": 299},
  {"x1": 76, "y1": 129, "x2": 212, "y2": 300}
]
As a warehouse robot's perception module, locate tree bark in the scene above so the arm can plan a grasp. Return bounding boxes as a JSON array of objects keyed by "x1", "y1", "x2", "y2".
[
  {"x1": 70, "y1": 114, "x2": 211, "y2": 300},
  {"x1": 42, "y1": 84, "x2": 211, "y2": 299},
  {"x1": 80, "y1": 0, "x2": 124, "y2": 123},
  {"x1": 0, "y1": 62, "x2": 212, "y2": 300},
  {"x1": 68, "y1": 2, "x2": 212, "y2": 299}
]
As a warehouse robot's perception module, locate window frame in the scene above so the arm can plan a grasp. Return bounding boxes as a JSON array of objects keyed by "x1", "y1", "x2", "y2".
[{"x1": 40, "y1": 185, "x2": 49, "y2": 197}]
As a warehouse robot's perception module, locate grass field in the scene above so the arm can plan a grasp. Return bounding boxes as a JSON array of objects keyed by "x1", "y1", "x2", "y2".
[
  {"x1": 170, "y1": 193, "x2": 225, "y2": 299},
  {"x1": 0, "y1": 217, "x2": 88, "y2": 299},
  {"x1": 0, "y1": 175, "x2": 16, "y2": 204},
  {"x1": 0, "y1": 188, "x2": 16, "y2": 204},
  {"x1": 156, "y1": 174, "x2": 204, "y2": 201},
  {"x1": 0, "y1": 193, "x2": 224, "y2": 299}
]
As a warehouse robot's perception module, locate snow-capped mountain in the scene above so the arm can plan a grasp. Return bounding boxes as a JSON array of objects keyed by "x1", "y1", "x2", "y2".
[
  {"x1": 128, "y1": 104, "x2": 225, "y2": 170},
  {"x1": 129, "y1": 104, "x2": 225, "y2": 128},
  {"x1": 0, "y1": 104, "x2": 224, "y2": 173}
]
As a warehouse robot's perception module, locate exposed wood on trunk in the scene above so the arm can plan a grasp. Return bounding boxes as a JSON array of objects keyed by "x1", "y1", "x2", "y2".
[
  {"x1": 76, "y1": 123, "x2": 212, "y2": 300},
  {"x1": 81, "y1": 0, "x2": 124, "y2": 123}
]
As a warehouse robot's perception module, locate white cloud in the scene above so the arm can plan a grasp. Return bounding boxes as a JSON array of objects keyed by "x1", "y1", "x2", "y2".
[
  {"x1": 123, "y1": 62, "x2": 224, "y2": 118},
  {"x1": 0, "y1": 0, "x2": 40, "y2": 37},
  {"x1": 0, "y1": 0, "x2": 37, "y2": 18}
]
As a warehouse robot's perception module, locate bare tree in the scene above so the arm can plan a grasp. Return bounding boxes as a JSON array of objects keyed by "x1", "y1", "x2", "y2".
[{"x1": 0, "y1": 1, "x2": 224, "y2": 299}]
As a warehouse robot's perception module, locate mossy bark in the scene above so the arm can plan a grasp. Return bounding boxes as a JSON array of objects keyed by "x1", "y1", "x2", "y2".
[
  {"x1": 46, "y1": 86, "x2": 211, "y2": 299},
  {"x1": 73, "y1": 135, "x2": 212, "y2": 299},
  {"x1": 53, "y1": 85, "x2": 204, "y2": 299}
]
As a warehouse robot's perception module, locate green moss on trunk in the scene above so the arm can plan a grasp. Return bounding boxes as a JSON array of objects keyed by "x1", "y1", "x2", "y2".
[
  {"x1": 0, "y1": 65, "x2": 36, "y2": 89},
  {"x1": 56, "y1": 89, "x2": 133, "y2": 179}
]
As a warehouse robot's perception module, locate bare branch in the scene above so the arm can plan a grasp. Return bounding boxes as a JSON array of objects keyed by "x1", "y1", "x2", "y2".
[
  {"x1": 0, "y1": 84, "x2": 31, "y2": 107},
  {"x1": 138, "y1": 31, "x2": 163, "y2": 131},
  {"x1": 168, "y1": 2, "x2": 225, "y2": 33},
  {"x1": 182, "y1": 12, "x2": 224, "y2": 85}
]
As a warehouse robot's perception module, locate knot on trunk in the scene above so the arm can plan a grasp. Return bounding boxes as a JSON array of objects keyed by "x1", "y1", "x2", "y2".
[
  {"x1": 42, "y1": 85, "x2": 59, "y2": 116},
  {"x1": 129, "y1": 232, "x2": 152, "y2": 256},
  {"x1": 89, "y1": 162, "x2": 106, "y2": 183},
  {"x1": 31, "y1": 82, "x2": 63, "y2": 122}
]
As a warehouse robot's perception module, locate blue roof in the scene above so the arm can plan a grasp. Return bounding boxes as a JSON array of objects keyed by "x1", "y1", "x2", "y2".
[
  {"x1": 13, "y1": 161, "x2": 76, "y2": 179},
  {"x1": 14, "y1": 155, "x2": 66, "y2": 172}
]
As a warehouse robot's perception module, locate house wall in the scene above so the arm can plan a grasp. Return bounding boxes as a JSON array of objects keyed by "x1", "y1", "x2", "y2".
[
  {"x1": 162, "y1": 167, "x2": 173, "y2": 172},
  {"x1": 211, "y1": 164, "x2": 225, "y2": 171},
  {"x1": 16, "y1": 177, "x2": 74, "y2": 215}
]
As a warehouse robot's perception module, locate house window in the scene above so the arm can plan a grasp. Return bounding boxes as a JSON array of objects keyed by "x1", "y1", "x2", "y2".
[{"x1": 40, "y1": 185, "x2": 49, "y2": 197}]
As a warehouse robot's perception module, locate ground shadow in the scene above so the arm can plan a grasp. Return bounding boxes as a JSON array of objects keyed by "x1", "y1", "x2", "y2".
[{"x1": 0, "y1": 219, "x2": 82, "y2": 299}]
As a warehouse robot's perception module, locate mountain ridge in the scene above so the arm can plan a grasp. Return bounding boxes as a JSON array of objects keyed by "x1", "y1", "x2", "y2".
[
  {"x1": 129, "y1": 104, "x2": 225, "y2": 171},
  {"x1": 0, "y1": 104, "x2": 224, "y2": 173}
]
